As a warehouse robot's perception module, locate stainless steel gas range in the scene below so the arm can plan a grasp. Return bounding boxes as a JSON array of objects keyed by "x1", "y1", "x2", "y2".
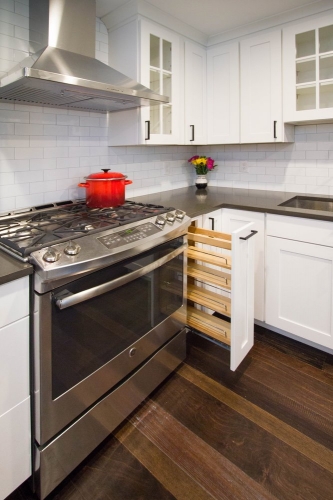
[{"x1": 0, "y1": 200, "x2": 191, "y2": 499}]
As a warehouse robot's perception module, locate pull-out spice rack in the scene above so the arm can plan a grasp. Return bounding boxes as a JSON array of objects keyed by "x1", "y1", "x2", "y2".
[{"x1": 185, "y1": 223, "x2": 257, "y2": 370}]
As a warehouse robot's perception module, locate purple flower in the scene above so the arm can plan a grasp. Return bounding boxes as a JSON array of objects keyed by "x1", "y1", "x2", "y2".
[{"x1": 188, "y1": 155, "x2": 199, "y2": 163}]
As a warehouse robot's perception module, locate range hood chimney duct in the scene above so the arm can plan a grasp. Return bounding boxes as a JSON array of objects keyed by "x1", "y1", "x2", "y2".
[{"x1": 0, "y1": 0, "x2": 168, "y2": 113}]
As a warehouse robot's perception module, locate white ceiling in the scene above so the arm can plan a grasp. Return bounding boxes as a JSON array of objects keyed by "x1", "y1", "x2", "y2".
[{"x1": 95, "y1": 0, "x2": 324, "y2": 37}]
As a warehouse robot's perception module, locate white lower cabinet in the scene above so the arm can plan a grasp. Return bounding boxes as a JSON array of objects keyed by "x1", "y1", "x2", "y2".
[
  {"x1": 0, "y1": 277, "x2": 31, "y2": 499},
  {"x1": 265, "y1": 215, "x2": 333, "y2": 350},
  {"x1": 221, "y1": 209, "x2": 265, "y2": 322}
]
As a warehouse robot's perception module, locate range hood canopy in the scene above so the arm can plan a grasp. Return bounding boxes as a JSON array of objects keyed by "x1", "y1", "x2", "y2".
[{"x1": 0, "y1": 0, "x2": 168, "y2": 113}]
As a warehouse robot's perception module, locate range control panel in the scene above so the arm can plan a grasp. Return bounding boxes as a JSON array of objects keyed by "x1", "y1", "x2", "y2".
[{"x1": 98, "y1": 222, "x2": 161, "y2": 250}]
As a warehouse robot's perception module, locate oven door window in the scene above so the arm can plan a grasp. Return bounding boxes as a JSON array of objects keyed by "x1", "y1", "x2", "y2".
[{"x1": 51, "y1": 238, "x2": 184, "y2": 399}]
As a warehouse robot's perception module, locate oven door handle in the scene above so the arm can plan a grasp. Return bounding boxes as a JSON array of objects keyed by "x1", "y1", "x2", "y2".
[{"x1": 53, "y1": 244, "x2": 186, "y2": 310}]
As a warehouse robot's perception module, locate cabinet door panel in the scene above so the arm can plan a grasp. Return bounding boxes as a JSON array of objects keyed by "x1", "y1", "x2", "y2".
[
  {"x1": 0, "y1": 397, "x2": 31, "y2": 499},
  {"x1": 231, "y1": 222, "x2": 255, "y2": 370},
  {"x1": 0, "y1": 317, "x2": 30, "y2": 415},
  {"x1": 0, "y1": 277, "x2": 29, "y2": 328},
  {"x1": 222, "y1": 209, "x2": 265, "y2": 321},
  {"x1": 207, "y1": 43, "x2": 239, "y2": 144},
  {"x1": 184, "y1": 41, "x2": 206, "y2": 144},
  {"x1": 140, "y1": 20, "x2": 180, "y2": 144},
  {"x1": 241, "y1": 31, "x2": 282, "y2": 143},
  {"x1": 266, "y1": 237, "x2": 333, "y2": 348},
  {"x1": 283, "y1": 14, "x2": 333, "y2": 123}
]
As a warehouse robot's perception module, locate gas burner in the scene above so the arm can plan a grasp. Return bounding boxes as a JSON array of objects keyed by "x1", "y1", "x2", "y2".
[{"x1": 53, "y1": 217, "x2": 120, "y2": 239}]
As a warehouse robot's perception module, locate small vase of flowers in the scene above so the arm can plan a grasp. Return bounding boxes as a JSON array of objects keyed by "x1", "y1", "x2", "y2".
[{"x1": 188, "y1": 155, "x2": 217, "y2": 189}]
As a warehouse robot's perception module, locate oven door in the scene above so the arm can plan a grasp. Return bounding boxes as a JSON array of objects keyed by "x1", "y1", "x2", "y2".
[{"x1": 34, "y1": 236, "x2": 186, "y2": 445}]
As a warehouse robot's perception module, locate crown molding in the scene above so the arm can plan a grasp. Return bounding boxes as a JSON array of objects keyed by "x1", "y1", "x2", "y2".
[
  {"x1": 101, "y1": 0, "x2": 207, "y2": 45},
  {"x1": 207, "y1": 0, "x2": 333, "y2": 46}
]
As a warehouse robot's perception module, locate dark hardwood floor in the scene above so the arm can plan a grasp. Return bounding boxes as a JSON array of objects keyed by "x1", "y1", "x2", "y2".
[{"x1": 7, "y1": 327, "x2": 333, "y2": 500}]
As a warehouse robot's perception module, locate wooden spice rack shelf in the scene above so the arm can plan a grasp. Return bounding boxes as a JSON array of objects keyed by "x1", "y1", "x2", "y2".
[{"x1": 186, "y1": 225, "x2": 233, "y2": 346}]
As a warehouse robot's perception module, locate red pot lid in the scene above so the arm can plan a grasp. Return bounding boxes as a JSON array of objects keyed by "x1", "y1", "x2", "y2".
[{"x1": 85, "y1": 169, "x2": 127, "y2": 181}]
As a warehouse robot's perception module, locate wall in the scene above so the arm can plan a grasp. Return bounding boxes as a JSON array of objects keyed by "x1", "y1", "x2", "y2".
[{"x1": 1, "y1": 1, "x2": 333, "y2": 213}]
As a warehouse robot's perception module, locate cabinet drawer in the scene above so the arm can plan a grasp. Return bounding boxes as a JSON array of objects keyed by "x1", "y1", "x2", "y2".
[
  {"x1": 266, "y1": 214, "x2": 333, "y2": 246},
  {"x1": 0, "y1": 317, "x2": 29, "y2": 415},
  {"x1": 0, "y1": 277, "x2": 29, "y2": 328},
  {"x1": 0, "y1": 397, "x2": 31, "y2": 500}
]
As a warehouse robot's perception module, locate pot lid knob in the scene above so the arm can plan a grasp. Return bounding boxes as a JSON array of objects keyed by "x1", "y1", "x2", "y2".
[{"x1": 101, "y1": 169, "x2": 110, "y2": 173}]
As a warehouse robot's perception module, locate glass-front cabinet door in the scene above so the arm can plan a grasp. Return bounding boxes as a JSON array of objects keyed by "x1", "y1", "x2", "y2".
[
  {"x1": 283, "y1": 14, "x2": 333, "y2": 122},
  {"x1": 140, "y1": 20, "x2": 180, "y2": 144}
]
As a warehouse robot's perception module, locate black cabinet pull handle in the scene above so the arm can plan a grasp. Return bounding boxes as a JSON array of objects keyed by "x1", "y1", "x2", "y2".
[
  {"x1": 273, "y1": 120, "x2": 277, "y2": 139},
  {"x1": 209, "y1": 217, "x2": 215, "y2": 230},
  {"x1": 190, "y1": 125, "x2": 195, "y2": 141},
  {"x1": 145, "y1": 120, "x2": 150, "y2": 140},
  {"x1": 240, "y1": 230, "x2": 258, "y2": 240}
]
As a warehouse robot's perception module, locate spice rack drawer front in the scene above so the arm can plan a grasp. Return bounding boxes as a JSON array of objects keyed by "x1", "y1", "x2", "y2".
[{"x1": 186, "y1": 225, "x2": 256, "y2": 371}]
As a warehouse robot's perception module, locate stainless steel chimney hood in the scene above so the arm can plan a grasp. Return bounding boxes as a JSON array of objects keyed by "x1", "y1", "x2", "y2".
[{"x1": 0, "y1": 0, "x2": 169, "y2": 113}]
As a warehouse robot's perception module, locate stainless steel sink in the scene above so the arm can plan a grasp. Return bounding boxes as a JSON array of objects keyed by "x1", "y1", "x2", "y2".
[{"x1": 279, "y1": 196, "x2": 333, "y2": 212}]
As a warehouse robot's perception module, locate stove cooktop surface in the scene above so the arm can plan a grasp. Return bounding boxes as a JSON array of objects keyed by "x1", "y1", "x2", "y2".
[{"x1": 0, "y1": 200, "x2": 174, "y2": 259}]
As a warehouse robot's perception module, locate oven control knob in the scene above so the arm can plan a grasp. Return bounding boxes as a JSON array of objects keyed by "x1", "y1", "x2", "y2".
[
  {"x1": 42, "y1": 248, "x2": 60, "y2": 263},
  {"x1": 175, "y1": 210, "x2": 185, "y2": 220},
  {"x1": 64, "y1": 241, "x2": 81, "y2": 256},
  {"x1": 129, "y1": 348, "x2": 136, "y2": 357},
  {"x1": 166, "y1": 212, "x2": 176, "y2": 223},
  {"x1": 155, "y1": 215, "x2": 166, "y2": 226}
]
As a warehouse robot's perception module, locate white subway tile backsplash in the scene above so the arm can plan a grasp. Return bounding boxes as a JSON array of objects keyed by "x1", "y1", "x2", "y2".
[
  {"x1": 30, "y1": 158, "x2": 56, "y2": 170},
  {"x1": 30, "y1": 113, "x2": 57, "y2": 125},
  {"x1": 29, "y1": 181, "x2": 57, "y2": 194},
  {"x1": 44, "y1": 169, "x2": 69, "y2": 181},
  {"x1": 15, "y1": 123, "x2": 43, "y2": 135},
  {"x1": 15, "y1": 170, "x2": 43, "y2": 183},
  {"x1": 44, "y1": 147, "x2": 68, "y2": 159},
  {"x1": 0, "y1": 109, "x2": 29, "y2": 122},
  {"x1": 30, "y1": 136, "x2": 57, "y2": 148},
  {"x1": 43, "y1": 125, "x2": 69, "y2": 136},
  {"x1": 57, "y1": 157, "x2": 79, "y2": 169}
]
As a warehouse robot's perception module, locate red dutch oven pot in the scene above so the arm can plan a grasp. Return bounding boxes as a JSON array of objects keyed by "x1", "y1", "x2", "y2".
[{"x1": 78, "y1": 169, "x2": 133, "y2": 208}]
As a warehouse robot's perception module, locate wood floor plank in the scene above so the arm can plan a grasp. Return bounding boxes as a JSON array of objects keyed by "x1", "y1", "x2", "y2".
[
  {"x1": 127, "y1": 399, "x2": 277, "y2": 500},
  {"x1": 178, "y1": 364, "x2": 333, "y2": 475},
  {"x1": 253, "y1": 339, "x2": 333, "y2": 385},
  {"x1": 115, "y1": 419, "x2": 213, "y2": 500},
  {"x1": 188, "y1": 332, "x2": 333, "y2": 429},
  {"x1": 152, "y1": 371, "x2": 333, "y2": 500},
  {"x1": 186, "y1": 338, "x2": 333, "y2": 450}
]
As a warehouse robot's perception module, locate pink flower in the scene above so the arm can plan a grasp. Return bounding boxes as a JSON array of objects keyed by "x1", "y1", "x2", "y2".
[{"x1": 206, "y1": 157, "x2": 215, "y2": 170}]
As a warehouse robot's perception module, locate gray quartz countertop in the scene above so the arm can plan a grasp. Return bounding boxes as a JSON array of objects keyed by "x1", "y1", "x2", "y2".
[
  {"x1": 2, "y1": 186, "x2": 333, "y2": 285},
  {"x1": 0, "y1": 251, "x2": 33, "y2": 286},
  {"x1": 132, "y1": 186, "x2": 333, "y2": 222}
]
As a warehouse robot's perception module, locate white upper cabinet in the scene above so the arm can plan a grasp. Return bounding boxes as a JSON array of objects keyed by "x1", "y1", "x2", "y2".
[
  {"x1": 207, "y1": 42, "x2": 240, "y2": 144},
  {"x1": 184, "y1": 41, "x2": 207, "y2": 145},
  {"x1": 283, "y1": 13, "x2": 333, "y2": 123},
  {"x1": 241, "y1": 31, "x2": 292, "y2": 143},
  {"x1": 108, "y1": 19, "x2": 181, "y2": 145}
]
